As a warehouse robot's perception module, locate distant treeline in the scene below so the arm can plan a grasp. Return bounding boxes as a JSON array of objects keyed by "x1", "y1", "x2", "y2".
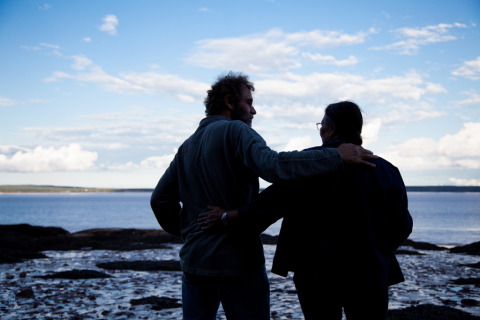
[
  {"x1": 0, "y1": 185, "x2": 153, "y2": 193},
  {"x1": 1, "y1": 185, "x2": 479, "y2": 193}
]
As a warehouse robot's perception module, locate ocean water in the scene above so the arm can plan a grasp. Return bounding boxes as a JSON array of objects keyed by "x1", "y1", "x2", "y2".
[{"x1": 0, "y1": 192, "x2": 479, "y2": 245}]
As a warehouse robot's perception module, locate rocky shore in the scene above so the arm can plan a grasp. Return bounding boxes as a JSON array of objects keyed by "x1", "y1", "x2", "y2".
[{"x1": 1, "y1": 224, "x2": 479, "y2": 319}]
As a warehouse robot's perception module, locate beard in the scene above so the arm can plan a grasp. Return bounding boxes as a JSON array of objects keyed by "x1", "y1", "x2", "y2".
[{"x1": 231, "y1": 105, "x2": 253, "y2": 127}]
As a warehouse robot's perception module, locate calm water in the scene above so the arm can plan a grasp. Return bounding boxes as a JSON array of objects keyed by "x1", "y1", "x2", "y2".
[{"x1": 0, "y1": 192, "x2": 479, "y2": 245}]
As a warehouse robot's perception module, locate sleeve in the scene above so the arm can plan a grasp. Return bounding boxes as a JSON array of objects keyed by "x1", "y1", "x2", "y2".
[
  {"x1": 234, "y1": 181, "x2": 295, "y2": 234},
  {"x1": 232, "y1": 123, "x2": 343, "y2": 183},
  {"x1": 150, "y1": 154, "x2": 182, "y2": 238},
  {"x1": 387, "y1": 166, "x2": 413, "y2": 251}
]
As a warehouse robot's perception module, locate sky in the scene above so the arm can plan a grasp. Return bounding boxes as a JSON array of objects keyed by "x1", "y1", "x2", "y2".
[{"x1": 0, "y1": 0, "x2": 479, "y2": 189}]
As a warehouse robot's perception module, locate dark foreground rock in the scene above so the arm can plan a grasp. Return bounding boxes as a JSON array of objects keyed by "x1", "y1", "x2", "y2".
[
  {"x1": 387, "y1": 304, "x2": 480, "y2": 319},
  {"x1": 395, "y1": 249, "x2": 425, "y2": 255},
  {"x1": 97, "y1": 260, "x2": 182, "y2": 271},
  {"x1": 460, "y1": 262, "x2": 480, "y2": 269},
  {"x1": 0, "y1": 224, "x2": 183, "y2": 264},
  {"x1": 130, "y1": 296, "x2": 182, "y2": 310},
  {"x1": 15, "y1": 288, "x2": 34, "y2": 299},
  {"x1": 450, "y1": 277, "x2": 480, "y2": 286},
  {"x1": 33, "y1": 269, "x2": 113, "y2": 279},
  {"x1": 451, "y1": 241, "x2": 480, "y2": 255},
  {"x1": 403, "y1": 239, "x2": 448, "y2": 251}
]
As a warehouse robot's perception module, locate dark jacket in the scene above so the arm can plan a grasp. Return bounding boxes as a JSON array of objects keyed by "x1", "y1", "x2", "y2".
[
  {"x1": 150, "y1": 116, "x2": 343, "y2": 277},
  {"x1": 236, "y1": 139, "x2": 413, "y2": 288}
]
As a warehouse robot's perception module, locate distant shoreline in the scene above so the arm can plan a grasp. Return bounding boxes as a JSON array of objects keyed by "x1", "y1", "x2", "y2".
[{"x1": 1, "y1": 185, "x2": 480, "y2": 193}]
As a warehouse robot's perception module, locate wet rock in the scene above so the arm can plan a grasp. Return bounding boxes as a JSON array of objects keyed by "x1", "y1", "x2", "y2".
[
  {"x1": 402, "y1": 239, "x2": 448, "y2": 251},
  {"x1": 6, "y1": 273, "x2": 13, "y2": 279},
  {"x1": 450, "y1": 278, "x2": 480, "y2": 285},
  {"x1": 130, "y1": 296, "x2": 181, "y2": 310},
  {"x1": 387, "y1": 304, "x2": 480, "y2": 319},
  {"x1": 0, "y1": 224, "x2": 70, "y2": 238},
  {"x1": 19, "y1": 272, "x2": 26, "y2": 278},
  {"x1": 451, "y1": 241, "x2": 480, "y2": 255},
  {"x1": 462, "y1": 299, "x2": 479, "y2": 306},
  {"x1": 15, "y1": 288, "x2": 34, "y2": 298},
  {"x1": 395, "y1": 250, "x2": 425, "y2": 255},
  {"x1": 460, "y1": 262, "x2": 480, "y2": 269},
  {"x1": 0, "y1": 248, "x2": 47, "y2": 264},
  {"x1": 97, "y1": 260, "x2": 182, "y2": 271},
  {"x1": 261, "y1": 234, "x2": 279, "y2": 245},
  {"x1": 34, "y1": 269, "x2": 113, "y2": 279}
]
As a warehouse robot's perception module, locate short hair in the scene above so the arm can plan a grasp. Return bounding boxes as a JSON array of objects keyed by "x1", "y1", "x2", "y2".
[
  {"x1": 204, "y1": 72, "x2": 255, "y2": 116},
  {"x1": 324, "y1": 101, "x2": 363, "y2": 145}
]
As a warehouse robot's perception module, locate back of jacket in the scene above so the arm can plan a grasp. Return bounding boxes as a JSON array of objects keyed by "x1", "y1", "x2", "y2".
[
  {"x1": 150, "y1": 116, "x2": 343, "y2": 277},
  {"x1": 238, "y1": 139, "x2": 412, "y2": 288}
]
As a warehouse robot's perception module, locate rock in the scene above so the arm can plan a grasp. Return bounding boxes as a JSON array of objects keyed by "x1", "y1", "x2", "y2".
[
  {"x1": 101, "y1": 310, "x2": 110, "y2": 316},
  {"x1": 0, "y1": 248, "x2": 47, "y2": 264},
  {"x1": 97, "y1": 260, "x2": 182, "y2": 271},
  {"x1": 450, "y1": 241, "x2": 480, "y2": 255},
  {"x1": 34, "y1": 269, "x2": 113, "y2": 279},
  {"x1": 19, "y1": 272, "x2": 26, "y2": 278},
  {"x1": 461, "y1": 299, "x2": 479, "y2": 306},
  {"x1": 15, "y1": 288, "x2": 34, "y2": 298},
  {"x1": 6, "y1": 273, "x2": 13, "y2": 279},
  {"x1": 395, "y1": 250, "x2": 425, "y2": 255},
  {"x1": 261, "y1": 234, "x2": 279, "y2": 245},
  {"x1": 0, "y1": 224, "x2": 70, "y2": 238},
  {"x1": 402, "y1": 239, "x2": 448, "y2": 251},
  {"x1": 387, "y1": 304, "x2": 480, "y2": 319},
  {"x1": 460, "y1": 262, "x2": 480, "y2": 269},
  {"x1": 130, "y1": 296, "x2": 181, "y2": 310},
  {"x1": 450, "y1": 278, "x2": 480, "y2": 285}
]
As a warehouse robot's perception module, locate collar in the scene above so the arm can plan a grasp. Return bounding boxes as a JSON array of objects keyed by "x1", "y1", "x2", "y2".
[{"x1": 199, "y1": 115, "x2": 231, "y2": 128}]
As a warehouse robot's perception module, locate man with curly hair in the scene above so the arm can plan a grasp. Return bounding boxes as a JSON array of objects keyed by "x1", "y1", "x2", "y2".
[{"x1": 151, "y1": 72, "x2": 376, "y2": 320}]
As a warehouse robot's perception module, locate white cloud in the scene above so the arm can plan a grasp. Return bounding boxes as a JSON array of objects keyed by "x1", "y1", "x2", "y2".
[
  {"x1": 106, "y1": 153, "x2": 176, "y2": 172},
  {"x1": 380, "y1": 102, "x2": 447, "y2": 125},
  {"x1": 187, "y1": 28, "x2": 376, "y2": 73},
  {"x1": 46, "y1": 55, "x2": 209, "y2": 99},
  {"x1": 106, "y1": 143, "x2": 129, "y2": 150},
  {"x1": 83, "y1": 37, "x2": 92, "y2": 42},
  {"x1": 449, "y1": 177, "x2": 480, "y2": 186},
  {"x1": 28, "y1": 99, "x2": 48, "y2": 103},
  {"x1": 0, "y1": 144, "x2": 98, "y2": 172},
  {"x1": 381, "y1": 120, "x2": 480, "y2": 170},
  {"x1": 303, "y1": 53, "x2": 358, "y2": 66},
  {"x1": 0, "y1": 97, "x2": 16, "y2": 106},
  {"x1": 71, "y1": 55, "x2": 93, "y2": 70},
  {"x1": 39, "y1": 4, "x2": 51, "y2": 10},
  {"x1": 451, "y1": 56, "x2": 480, "y2": 80},
  {"x1": 198, "y1": 8, "x2": 211, "y2": 12},
  {"x1": 454, "y1": 91, "x2": 480, "y2": 107},
  {"x1": 40, "y1": 43, "x2": 60, "y2": 49},
  {"x1": 283, "y1": 136, "x2": 313, "y2": 151},
  {"x1": 255, "y1": 71, "x2": 446, "y2": 105},
  {"x1": 371, "y1": 23, "x2": 467, "y2": 55},
  {"x1": 362, "y1": 118, "x2": 382, "y2": 147},
  {"x1": 99, "y1": 15, "x2": 119, "y2": 35}
]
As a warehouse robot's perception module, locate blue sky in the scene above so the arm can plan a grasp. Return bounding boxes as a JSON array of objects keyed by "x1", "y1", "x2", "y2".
[{"x1": 1, "y1": 0, "x2": 479, "y2": 188}]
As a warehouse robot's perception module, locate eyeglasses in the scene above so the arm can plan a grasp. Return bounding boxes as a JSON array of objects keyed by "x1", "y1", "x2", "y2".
[
  {"x1": 316, "y1": 123, "x2": 322, "y2": 130},
  {"x1": 242, "y1": 99, "x2": 253, "y2": 107}
]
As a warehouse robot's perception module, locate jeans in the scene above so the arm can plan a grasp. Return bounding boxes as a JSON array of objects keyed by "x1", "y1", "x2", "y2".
[
  {"x1": 182, "y1": 270, "x2": 270, "y2": 320},
  {"x1": 293, "y1": 271, "x2": 389, "y2": 320}
]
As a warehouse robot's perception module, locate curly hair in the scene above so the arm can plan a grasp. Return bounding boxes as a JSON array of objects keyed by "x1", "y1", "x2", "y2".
[{"x1": 204, "y1": 72, "x2": 255, "y2": 116}]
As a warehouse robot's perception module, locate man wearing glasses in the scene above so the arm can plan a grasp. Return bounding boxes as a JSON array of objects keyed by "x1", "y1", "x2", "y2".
[{"x1": 151, "y1": 72, "x2": 376, "y2": 320}]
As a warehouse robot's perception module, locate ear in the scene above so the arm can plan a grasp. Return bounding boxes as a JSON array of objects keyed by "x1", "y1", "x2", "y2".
[
  {"x1": 330, "y1": 122, "x2": 336, "y2": 136},
  {"x1": 224, "y1": 95, "x2": 234, "y2": 111}
]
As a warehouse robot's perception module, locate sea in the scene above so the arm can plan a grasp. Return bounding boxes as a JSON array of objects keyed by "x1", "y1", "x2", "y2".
[{"x1": 0, "y1": 192, "x2": 479, "y2": 245}]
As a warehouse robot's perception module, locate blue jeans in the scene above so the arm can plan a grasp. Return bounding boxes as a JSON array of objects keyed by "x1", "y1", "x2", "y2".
[{"x1": 181, "y1": 270, "x2": 270, "y2": 320}]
